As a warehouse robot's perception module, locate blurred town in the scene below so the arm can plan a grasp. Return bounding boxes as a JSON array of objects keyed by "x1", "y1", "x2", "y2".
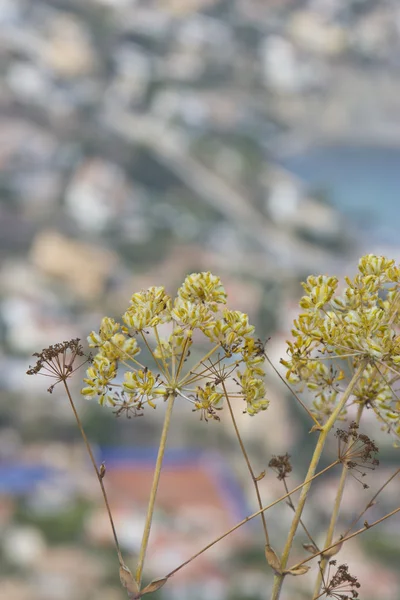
[{"x1": 1, "y1": 0, "x2": 400, "y2": 599}]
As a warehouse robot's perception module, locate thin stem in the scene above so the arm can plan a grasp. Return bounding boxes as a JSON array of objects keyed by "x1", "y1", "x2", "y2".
[
  {"x1": 375, "y1": 359, "x2": 400, "y2": 379},
  {"x1": 374, "y1": 361, "x2": 400, "y2": 404},
  {"x1": 153, "y1": 326, "x2": 170, "y2": 377},
  {"x1": 265, "y1": 353, "x2": 322, "y2": 429},
  {"x1": 63, "y1": 381, "x2": 124, "y2": 567},
  {"x1": 182, "y1": 355, "x2": 232, "y2": 387},
  {"x1": 107, "y1": 337, "x2": 146, "y2": 371},
  {"x1": 270, "y1": 360, "x2": 367, "y2": 600},
  {"x1": 140, "y1": 331, "x2": 169, "y2": 382},
  {"x1": 164, "y1": 460, "x2": 338, "y2": 582},
  {"x1": 313, "y1": 401, "x2": 365, "y2": 597},
  {"x1": 175, "y1": 336, "x2": 191, "y2": 381},
  {"x1": 316, "y1": 353, "x2": 360, "y2": 361},
  {"x1": 282, "y1": 478, "x2": 319, "y2": 551},
  {"x1": 135, "y1": 393, "x2": 175, "y2": 586},
  {"x1": 222, "y1": 381, "x2": 270, "y2": 545},
  {"x1": 178, "y1": 344, "x2": 221, "y2": 386},
  {"x1": 388, "y1": 289, "x2": 400, "y2": 326},
  {"x1": 342, "y1": 466, "x2": 400, "y2": 539},
  {"x1": 289, "y1": 504, "x2": 400, "y2": 572},
  {"x1": 171, "y1": 346, "x2": 176, "y2": 381}
]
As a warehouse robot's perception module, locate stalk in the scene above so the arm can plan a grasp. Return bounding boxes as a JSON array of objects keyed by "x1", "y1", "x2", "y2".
[
  {"x1": 289, "y1": 504, "x2": 400, "y2": 572},
  {"x1": 312, "y1": 402, "x2": 364, "y2": 597},
  {"x1": 135, "y1": 394, "x2": 175, "y2": 586},
  {"x1": 223, "y1": 383, "x2": 270, "y2": 544},
  {"x1": 63, "y1": 381, "x2": 125, "y2": 567},
  {"x1": 270, "y1": 361, "x2": 366, "y2": 600}
]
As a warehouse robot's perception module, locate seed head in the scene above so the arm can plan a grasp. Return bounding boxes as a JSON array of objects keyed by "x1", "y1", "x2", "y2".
[
  {"x1": 319, "y1": 560, "x2": 361, "y2": 599},
  {"x1": 268, "y1": 453, "x2": 292, "y2": 480},
  {"x1": 27, "y1": 339, "x2": 86, "y2": 393},
  {"x1": 336, "y1": 422, "x2": 379, "y2": 488}
]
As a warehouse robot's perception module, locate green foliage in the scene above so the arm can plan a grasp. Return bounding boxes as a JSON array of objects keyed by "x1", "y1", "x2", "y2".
[
  {"x1": 362, "y1": 532, "x2": 400, "y2": 569},
  {"x1": 15, "y1": 498, "x2": 91, "y2": 544}
]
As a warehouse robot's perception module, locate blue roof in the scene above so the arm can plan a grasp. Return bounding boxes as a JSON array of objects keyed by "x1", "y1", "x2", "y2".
[
  {"x1": 0, "y1": 464, "x2": 53, "y2": 495},
  {"x1": 98, "y1": 446, "x2": 205, "y2": 467}
]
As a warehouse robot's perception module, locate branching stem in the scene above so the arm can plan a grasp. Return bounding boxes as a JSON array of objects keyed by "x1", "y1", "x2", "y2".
[
  {"x1": 289, "y1": 504, "x2": 400, "y2": 572},
  {"x1": 164, "y1": 460, "x2": 339, "y2": 582},
  {"x1": 178, "y1": 344, "x2": 221, "y2": 386},
  {"x1": 342, "y1": 466, "x2": 400, "y2": 539},
  {"x1": 313, "y1": 401, "x2": 365, "y2": 597},
  {"x1": 270, "y1": 360, "x2": 367, "y2": 600}
]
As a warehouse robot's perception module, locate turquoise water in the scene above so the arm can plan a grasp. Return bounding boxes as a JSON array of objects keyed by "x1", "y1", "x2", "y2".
[{"x1": 278, "y1": 145, "x2": 400, "y2": 244}]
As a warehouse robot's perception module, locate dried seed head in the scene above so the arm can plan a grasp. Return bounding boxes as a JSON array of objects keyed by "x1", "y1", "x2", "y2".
[
  {"x1": 319, "y1": 561, "x2": 361, "y2": 599},
  {"x1": 27, "y1": 339, "x2": 86, "y2": 393},
  {"x1": 269, "y1": 453, "x2": 292, "y2": 480},
  {"x1": 336, "y1": 422, "x2": 379, "y2": 488}
]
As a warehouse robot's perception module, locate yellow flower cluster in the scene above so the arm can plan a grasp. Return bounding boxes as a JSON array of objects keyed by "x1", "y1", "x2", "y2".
[
  {"x1": 283, "y1": 255, "x2": 400, "y2": 434},
  {"x1": 122, "y1": 287, "x2": 171, "y2": 331},
  {"x1": 82, "y1": 272, "x2": 268, "y2": 418}
]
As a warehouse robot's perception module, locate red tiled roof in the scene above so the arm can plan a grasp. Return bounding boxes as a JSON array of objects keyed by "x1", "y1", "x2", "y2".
[{"x1": 107, "y1": 465, "x2": 225, "y2": 511}]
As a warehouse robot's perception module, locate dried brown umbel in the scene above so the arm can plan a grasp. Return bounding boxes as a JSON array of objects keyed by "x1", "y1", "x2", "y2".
[
  {"x1": 318, "y1": 560, "x2": 361, "y2": 599},
  {"x1": 269, "y1": 453, "x2": 293, "y2": 480},
  {"x1": 335, "y1": 421, "x2": 379, "y2": 489},
  {"x1": 26, "y1": 339, "x2": 87, "y2": 392}
]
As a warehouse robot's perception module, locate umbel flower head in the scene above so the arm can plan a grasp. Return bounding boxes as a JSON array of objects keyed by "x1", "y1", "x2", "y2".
[
  {"x1": 282, "y1": 255, "x2": 400, "y2": 435},
  {"x1": 82, "y1": 272, "x2": 269, "y2": 419},
  {"x1": 336, "y1": 421, "x2": 379, "y2": 489},
  {"x1": 27, "y1": 339, "x2": 86, "y2": 393},
  {"x1": 319, "y1": 560, "x2": 361, "y2": 600}
]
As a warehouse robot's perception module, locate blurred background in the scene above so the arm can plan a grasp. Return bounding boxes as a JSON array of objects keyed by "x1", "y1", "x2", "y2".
[{"x1": 1, "y1": 0, "x2": 400, "y2": 599}]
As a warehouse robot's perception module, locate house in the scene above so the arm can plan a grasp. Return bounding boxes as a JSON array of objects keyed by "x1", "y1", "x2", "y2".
[
  {"x1": 87, "y1": 447, "x2": 254, "y2": 585},
  {"x1": 29, "y1": 230, "x2": 118, "y2": 301}
]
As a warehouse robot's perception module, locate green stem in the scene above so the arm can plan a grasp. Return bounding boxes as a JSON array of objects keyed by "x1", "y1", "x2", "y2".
[
  {"x1": 282, "y1": 478, "x2": 319, "y2": 551},
  {"x1": 313, "y1": 402, "x2": 364, "y2": 597},
  {"x1": 135, "y1": 394, "x2": 175, "y2": 586},
  {"x1": 270, "y1": 360, "x2": 367, "y2": 600},
  {"x1": 175, "y1": 336, "x2": 191, "y2": 381}
]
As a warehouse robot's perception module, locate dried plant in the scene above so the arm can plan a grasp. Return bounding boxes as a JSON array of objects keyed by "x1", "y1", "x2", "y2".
[
  {"x1": 316, "y1": 560, "x2": 360, "y2": 599},
  {"x1": 336, "y1": 422, "x2": 380, "y2": 488},
  {"x1": 269, "y1": 453, "x2": 293, "y2": 481},
  {"x1": 28, "y1": 255, "x2": 400, "y2": 599},
  {"x1": 27, "y1": 338, "x2": 86, "y2": 392}
]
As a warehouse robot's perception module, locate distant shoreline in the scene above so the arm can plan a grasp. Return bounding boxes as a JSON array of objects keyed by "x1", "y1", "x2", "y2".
[
  {"x1": 270, "y1": 134, "x2": 400, "y2": 159},
  {"x1": 273, "y1": 142, "x2": 400, "y2": 246}
]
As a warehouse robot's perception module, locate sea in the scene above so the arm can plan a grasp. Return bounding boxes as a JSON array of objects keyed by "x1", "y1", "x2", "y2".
[{"x1": 277, "y1": 144, "x2": 400, "y2": 247}]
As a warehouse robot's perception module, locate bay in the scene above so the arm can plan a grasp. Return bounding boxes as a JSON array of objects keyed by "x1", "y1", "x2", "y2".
[{"x1": 277, "y1": 145, "x2": 400, "y2": 244}]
